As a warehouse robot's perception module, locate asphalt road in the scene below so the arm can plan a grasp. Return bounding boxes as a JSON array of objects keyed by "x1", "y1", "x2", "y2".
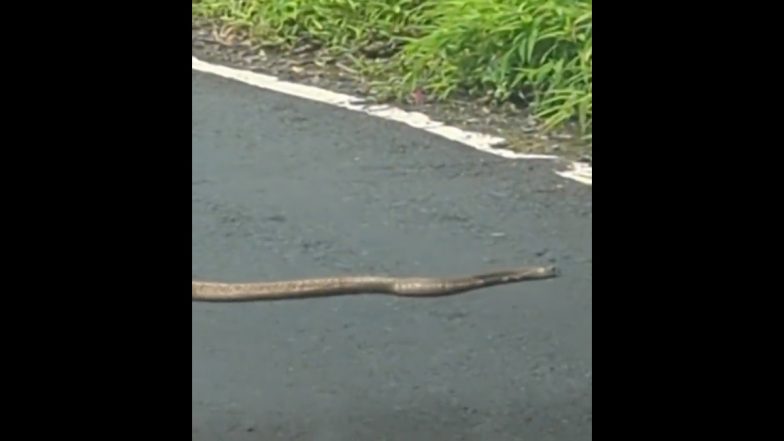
[{"x1": 192, "y1": 70, "x2": 592, "y2": 441}]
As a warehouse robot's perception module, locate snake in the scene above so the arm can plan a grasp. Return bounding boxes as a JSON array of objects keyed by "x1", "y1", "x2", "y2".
[{"x1": 192, "y1": 264, "x2": 558, "y2": 302}]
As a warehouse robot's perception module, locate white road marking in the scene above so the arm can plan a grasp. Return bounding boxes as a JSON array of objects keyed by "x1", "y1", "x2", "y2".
[{"x1": 192, "y1": 56, "x2": 592, "y2": 186}]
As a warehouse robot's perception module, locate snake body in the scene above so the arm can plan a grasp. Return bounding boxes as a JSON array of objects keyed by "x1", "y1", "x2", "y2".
[{"x1": 192, "y1": 265, "x2": 557, "y2": 302}]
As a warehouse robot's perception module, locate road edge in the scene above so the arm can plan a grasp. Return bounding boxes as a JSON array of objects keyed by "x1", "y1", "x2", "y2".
[{"x1": 192, "y1": 56, "x2": 592, "y2": 187}]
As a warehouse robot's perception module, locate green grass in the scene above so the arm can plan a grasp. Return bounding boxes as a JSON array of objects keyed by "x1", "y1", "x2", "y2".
[{"x1": 192, "y1": 0, "x2": 592, "y2": 138}]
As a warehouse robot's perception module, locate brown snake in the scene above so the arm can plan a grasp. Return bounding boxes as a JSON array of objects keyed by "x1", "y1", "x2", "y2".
[{"x1": 192, "y1": 265, "x2": 558, "y2": 302}]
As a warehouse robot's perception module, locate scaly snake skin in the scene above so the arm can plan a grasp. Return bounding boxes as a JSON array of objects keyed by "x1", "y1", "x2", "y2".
[{"x1": 192, "y1": 265, "x2": 558, "y2": 302}]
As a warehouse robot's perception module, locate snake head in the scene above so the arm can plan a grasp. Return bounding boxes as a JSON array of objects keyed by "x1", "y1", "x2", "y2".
[{"x1": 541, "y1": 265, "x2": 560, "y2": 277}]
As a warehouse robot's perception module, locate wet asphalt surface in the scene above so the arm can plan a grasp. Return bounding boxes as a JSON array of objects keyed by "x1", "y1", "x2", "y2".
[{"x1": 192, "y1": 70, "x2": 592, "y2": 441}]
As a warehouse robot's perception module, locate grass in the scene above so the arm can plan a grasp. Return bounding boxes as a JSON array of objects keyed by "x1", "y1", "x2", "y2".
[{"x1": 192, "y1": 0, "x2": 592, "y2": 139}]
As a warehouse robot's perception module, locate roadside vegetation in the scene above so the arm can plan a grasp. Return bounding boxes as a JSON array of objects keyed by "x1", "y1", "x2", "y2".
[{"x1": 193, "y1": 0, "x2": 592, "y2": 140}]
